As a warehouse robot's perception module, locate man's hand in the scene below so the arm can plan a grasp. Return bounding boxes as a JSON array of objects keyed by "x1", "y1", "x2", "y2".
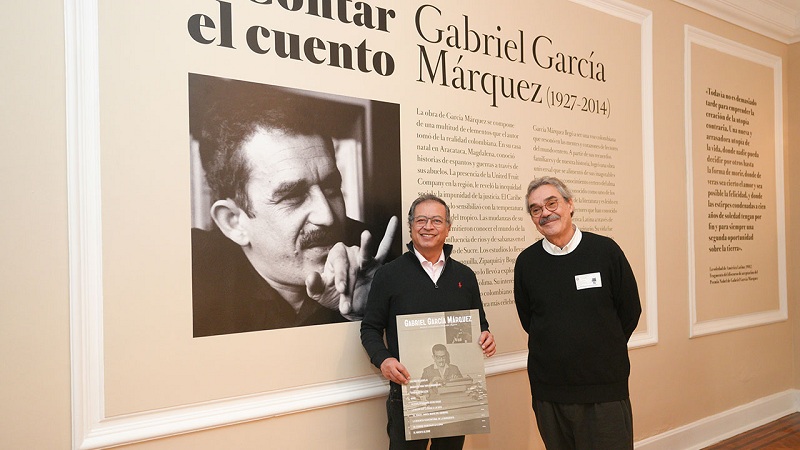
[
  {"x1": 380, "y1": 357, "x2": 410, "y2": 384},
  {"x1": 305, "y1": 216, "x2": 399, "y2": 319},
  {"x1": 479, "y1": 331, "x2": 496, "y2": 357}
]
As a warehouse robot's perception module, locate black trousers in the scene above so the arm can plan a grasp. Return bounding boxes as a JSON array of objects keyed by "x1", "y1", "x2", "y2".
[
  {"x1": 532, "y1": 398, "x2": 634, "y2": 450},
  {"x1": 386, "y1": 384, "x2": 465, "y2": 450}
]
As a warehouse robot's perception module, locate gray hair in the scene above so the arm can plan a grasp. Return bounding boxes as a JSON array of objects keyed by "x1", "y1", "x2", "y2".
[
  {"x1": 524, "y1": 176, "x2": 574, "y2": 216},
  {"x1": 407, "y1": 194, "x2": 451, "y2": 227}
]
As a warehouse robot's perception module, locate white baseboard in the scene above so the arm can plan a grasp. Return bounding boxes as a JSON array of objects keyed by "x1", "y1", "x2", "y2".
[{"x1": 635, "y1": 389, "x2": 800, "y2": 450}]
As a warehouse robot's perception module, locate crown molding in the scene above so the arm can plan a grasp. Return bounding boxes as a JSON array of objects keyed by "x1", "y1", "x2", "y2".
[{"x1": 674, "y1": 0, "x2": 800, "y2": 44}]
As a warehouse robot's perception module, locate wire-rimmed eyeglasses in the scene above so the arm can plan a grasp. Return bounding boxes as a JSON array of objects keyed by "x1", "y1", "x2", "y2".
[
  {"x1": 528, "y1": 198, "x2": 560, "y2": 217},
  {"x1": 413, "y1": 215, "x2": 447, "y2": 228}
]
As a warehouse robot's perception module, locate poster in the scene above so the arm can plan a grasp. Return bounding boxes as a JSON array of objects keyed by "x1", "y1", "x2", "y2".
[{"x1": 397, "y1": 309, "x2": 490, "y2": 440}]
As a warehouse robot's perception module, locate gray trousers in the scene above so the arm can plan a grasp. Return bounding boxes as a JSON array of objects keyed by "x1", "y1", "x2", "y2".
[{"x1": 532, "y1": 398, "x2": 634, "y2": 450}]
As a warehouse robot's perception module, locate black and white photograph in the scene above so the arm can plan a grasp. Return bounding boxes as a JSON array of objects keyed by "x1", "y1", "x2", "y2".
[{"x1": 189, "y1": 73, "x2": 402, "y2": 337}]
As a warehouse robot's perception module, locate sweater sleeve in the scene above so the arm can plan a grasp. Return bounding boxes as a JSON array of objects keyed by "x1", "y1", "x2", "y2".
[
  {"x1": 467, "y1": 267, "x2": 490, "y2": 333},
  {"x1": 360, "y1": 265, "x2": 394, "y2": 369},
  {"x1": 513, "y1": 253, "x2": 532, "y2": 334},
  {"x1": 611, "y1": 243, "x2": 642, "y2": 340}
]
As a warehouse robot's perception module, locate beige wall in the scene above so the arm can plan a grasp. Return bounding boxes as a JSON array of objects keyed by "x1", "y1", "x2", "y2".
[
  {"x1": 789, "y1": 41, "x2": 800, "y2": 391},
  {"x1": 0, "y1": 1, "x2": 796, "y2": 449},
  {"x1": 633, "y1": 1, "x2": 794, "y2": 436},
  {"x1": 0, "y1": 0, "x2": 72, "y2": 448}
]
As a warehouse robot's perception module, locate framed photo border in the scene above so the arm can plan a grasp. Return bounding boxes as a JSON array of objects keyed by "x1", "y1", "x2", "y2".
[
  {"x1": 570, "y1": 0, "x2": 658, "y2": 348},
  {"x1": 683, "y1": 25, "x2": 788, "y2": 338},
  {"x1": 67, "y1": 0, "x2": 655, "y2": 448}
]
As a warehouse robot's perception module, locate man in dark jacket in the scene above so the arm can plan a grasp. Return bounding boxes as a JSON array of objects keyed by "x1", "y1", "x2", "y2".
[
  {"x1": 361, "y1": 194, "x2": 496, "y2": 450},
  {"x1": 514, "y1": 176, "x2": 641, "y2": 449}
]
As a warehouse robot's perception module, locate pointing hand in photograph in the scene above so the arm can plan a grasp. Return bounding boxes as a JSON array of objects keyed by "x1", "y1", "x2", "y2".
[{"x1": 306, "y1": 216, "x2": 399, "y2": 319}]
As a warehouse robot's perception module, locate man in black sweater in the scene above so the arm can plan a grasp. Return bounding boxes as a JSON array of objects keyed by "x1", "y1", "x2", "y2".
[
  {"x1": 361, "y1": 194, "x2": 496, "y2": 450},
  {"x1": 514, "y1": 176, "x2": 641, "y2": 450}
]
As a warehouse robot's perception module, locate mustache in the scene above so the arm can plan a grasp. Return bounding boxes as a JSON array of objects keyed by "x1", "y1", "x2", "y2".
[
  {"x1": 539, "y1": 214, "x2": 560, "y2": 226},
  {"x1": 299, "y1": 227, "x2": 340, "y2": 249}
]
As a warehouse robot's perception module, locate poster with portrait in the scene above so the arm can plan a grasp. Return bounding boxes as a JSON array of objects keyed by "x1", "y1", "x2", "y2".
[{"x1": 397, "y1": 309, "x2": 490, "y2": 440}]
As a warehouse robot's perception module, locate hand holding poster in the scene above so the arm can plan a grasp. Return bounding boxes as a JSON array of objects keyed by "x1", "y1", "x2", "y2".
[{"x1": 397, "y1": 309, "x2": 490, "y2": 440}]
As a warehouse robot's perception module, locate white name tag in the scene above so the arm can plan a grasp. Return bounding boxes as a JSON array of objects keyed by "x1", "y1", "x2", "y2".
[{"x1": 575, "y1": 272, "x2": 602, "y2": 290}]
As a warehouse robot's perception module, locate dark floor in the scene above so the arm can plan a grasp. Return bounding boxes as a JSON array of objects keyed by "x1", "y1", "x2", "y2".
[{"x1": 701, "y1": 412, "x2": 800, "y2": 449}]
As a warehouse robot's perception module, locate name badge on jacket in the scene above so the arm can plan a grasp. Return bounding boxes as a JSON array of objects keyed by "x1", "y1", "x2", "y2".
[{"x1": 575, "y1": 272, "x2": 602, "y2": 290}]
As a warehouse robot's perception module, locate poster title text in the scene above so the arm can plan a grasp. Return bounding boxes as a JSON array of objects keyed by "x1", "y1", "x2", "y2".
[
  {"x1": 186, "y1": 1, "x2": 611, "y2": 109},
  {"x1": 187, "y1": 0, "x2": 398, "y2": 76}
]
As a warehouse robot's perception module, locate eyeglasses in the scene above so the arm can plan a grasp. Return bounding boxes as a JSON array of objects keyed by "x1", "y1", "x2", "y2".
[
  {"x1": 413, "y1": 215, "x2": 447, "y2": 228},
  {"x1": 528, "y1": 198, "x2": 560, "y2": 217}
]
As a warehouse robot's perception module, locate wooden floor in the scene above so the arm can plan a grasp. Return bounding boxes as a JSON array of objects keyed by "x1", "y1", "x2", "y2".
[{"x1": 702, "y1": 412, "x2": 800, "y2": 449}]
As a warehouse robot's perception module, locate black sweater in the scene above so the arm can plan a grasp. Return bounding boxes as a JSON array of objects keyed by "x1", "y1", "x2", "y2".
[
  {"x1": 360, "y1": 242, "x2": 490, "y2": 370},
  {"x1": 514, "y1": 232, "x2": 641, "y2": 404}
]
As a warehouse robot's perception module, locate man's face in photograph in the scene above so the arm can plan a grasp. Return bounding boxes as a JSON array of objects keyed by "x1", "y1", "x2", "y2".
[
  {"x1": 237, "y1": 128, "x2": 347, "y2": 288},
  {"x1": 433, "y1": 349, "x2": 448, "y2": 368}
]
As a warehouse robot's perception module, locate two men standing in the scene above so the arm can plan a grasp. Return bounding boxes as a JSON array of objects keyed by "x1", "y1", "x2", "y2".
[
  {"x1": 360, "y1": 179, "x2": 640, "y2": 449},
  {"x1": 191, "y1": 75, "x2": 638, "y2": 448}
]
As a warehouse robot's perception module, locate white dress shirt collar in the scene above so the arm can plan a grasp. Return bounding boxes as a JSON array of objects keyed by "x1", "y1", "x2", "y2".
[
  {"x1": 542, "y1": 225, "x2": 582, "y2": 256},
  {"x1": 414, "y1": 247, "x2": 446, "y2": 283}
]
